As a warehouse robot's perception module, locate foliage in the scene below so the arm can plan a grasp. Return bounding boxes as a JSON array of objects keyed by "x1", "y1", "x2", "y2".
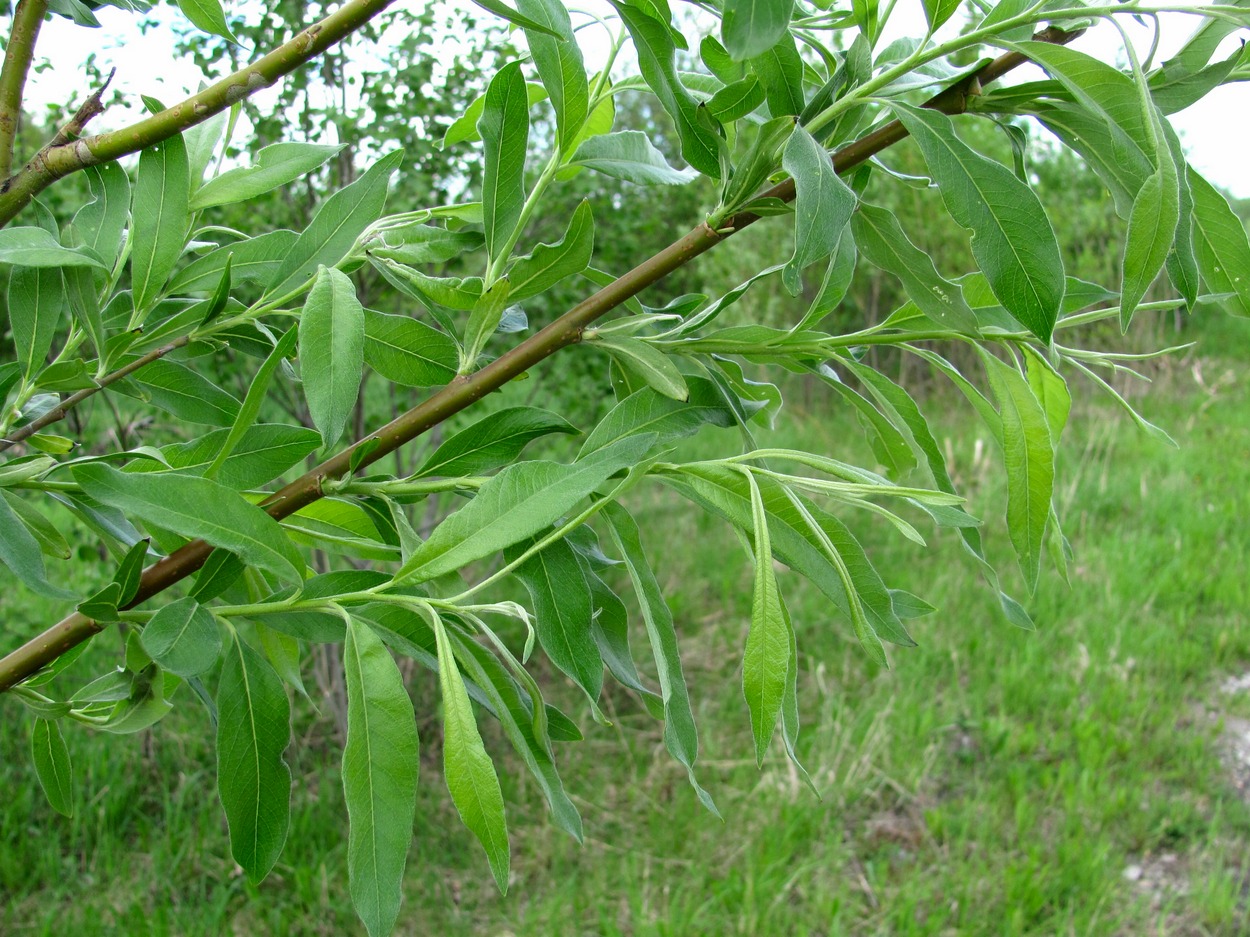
[{"x1": 0, "y1": 0, "x2": 1248, "y2": 932}]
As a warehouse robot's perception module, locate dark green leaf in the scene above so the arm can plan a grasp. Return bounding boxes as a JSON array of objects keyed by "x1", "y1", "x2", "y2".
[
  {"x1": 480, "y1": 62, "x2": 530, "y2": 262},
  {"x1": 141, "y1": 597, "x2": 222, "y2": 677},
  {"x1": 31, "y1": 718, "x2": 73, "y2": 817},
  {"x1": 217, "y1": 634, "x2": 292, "y2": 882},
  {"x1": 192, "y1": 143, "x2": 342, "y2": 210},
  {"x1": 417, "y1": 407, "x2": 579, "y2": 478},
  {"x1": 8, "y1": 267, "x2": 65, "y2": 381},
  {"x1": 782, "y1": 126, "x2": 856, "y2": 295},
  {"x1": 299, "y1": 265, "x2": 366, "y2": 447},
  {"x1": 363, "y1": 309, "x2": 458, "y2": 387},
  {"x1": 131, "y1": 134, "x2": 191, "y2": 315},
  {"x1": 0, "y1": 227, "x2": 107, "y2": 269},
  {"x1": 516, "y1": 0, "x2": 588, "y2": 150},
  {"x1": 1189, "y1": 167, "x2": 1250, "y2": 317},
  {"x1": 175, "y1": 0, "x2": 237, "y2": 42},
  {"x1": 743, "y1": 472, "x2": 788, "y2": 765},
  {"x1": 723, "y1": 0, "x2": 793, "y2": 62},
  {"x1": 506, "y1": 201, "x2": 595, "y2": 301}
]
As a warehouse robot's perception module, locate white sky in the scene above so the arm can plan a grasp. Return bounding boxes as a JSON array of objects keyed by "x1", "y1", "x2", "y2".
[{"x1": 19, "y1": 1, "x2": 1250, "y2": 197}]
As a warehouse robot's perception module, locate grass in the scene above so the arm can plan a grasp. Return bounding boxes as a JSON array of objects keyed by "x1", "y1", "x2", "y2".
[{"x1": 3, "y1": 320, "x2": 1250, "y2": 935}]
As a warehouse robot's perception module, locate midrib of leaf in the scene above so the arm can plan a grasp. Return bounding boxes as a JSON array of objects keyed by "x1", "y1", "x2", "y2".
[{"x1": 234, "y1": 638, "x2": 264, "y2": 864}]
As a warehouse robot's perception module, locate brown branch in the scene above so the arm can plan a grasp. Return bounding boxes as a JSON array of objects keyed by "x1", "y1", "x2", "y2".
[
  {"x1": 0, "y1": 334, "x2": 193, "y2": 454},
  {"x1": 44, "y1": 68, "x2": 116, "y2": 150},
  {"x1": 0, "y1": 0, "x2": 396, "y2": 226},
  {"x1": 0, "y1": 0, "x2": 50, "y2": 179},
  {"x1": 0, "y1": 27, "x2": 1083, "y2": 693}
]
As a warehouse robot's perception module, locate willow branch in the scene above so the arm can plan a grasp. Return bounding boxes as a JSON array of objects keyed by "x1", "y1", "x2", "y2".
[
  {"x1": 0, "y1": 0, "x2": 49, "y2": 179},
  {"x1": 44, "y1": 69, "x2": 116, "y2": 150},
  {"x1": 0, "y1": 27, "x2": 1082, "y2": 694},
  {"x1": 0, "y1": 335, "x2": 193, "y2": 453},
  {"x1": 0, "y1": 0, "x2": 396, "y2": 226}
]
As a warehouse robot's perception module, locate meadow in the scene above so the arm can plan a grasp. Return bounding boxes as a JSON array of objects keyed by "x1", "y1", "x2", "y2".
[{"x1": 2, "y1": 315, "x2": 1249, "y2": 936}]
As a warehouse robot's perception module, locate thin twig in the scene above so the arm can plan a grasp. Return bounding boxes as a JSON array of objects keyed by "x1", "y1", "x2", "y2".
[
  {"x1": 0, "y1": 334, "x2": 193, "y2": 453},
  {"x1": 0, "y1": 0, "x2": 396, "y2": 224},
  {"x1": 45, "y1": 69, "x2": 116, "y2": 149},
  {"x1": 0, "y1": 0, "x2": 50, "y2": 179},
  {"x1": 0, "y1": 29, "x2": 1083, "y2": 693}
]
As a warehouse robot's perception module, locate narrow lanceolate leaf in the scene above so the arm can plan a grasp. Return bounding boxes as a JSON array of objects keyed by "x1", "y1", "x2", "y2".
[
  {"x1": 343, "y1": 615, "x2": 420, "y2": 937},
  {"x1": 0, "y1": 491, "x2": 73, "y2": 598},
  {"x1": 982, "y1": 353, "x2": 1054, "y2": 593},
  {"x1": 510, "y1": 538, "x2": 603, "y2": 705},
  {"x1": 31, "y1": 719, "x2": 73, "y2": 817},
  {"x1": 217, "y1": 635, "x2": 291, "y2": 882},
  {"x1": 579, "y1": 377, "x2": 738, "y2": 456},
  {"x1": 1189, "y1": 167, "x2": 1250, "y2": 317},
  {"x1": 470, "y1": 0, "x2": 565, "y2": 37},
  {"x1": 892, "y1": 103, "x2": 1064, "y2": 343},
  {"x1": 73, "y1": 464, "x2": 304, "y2": 583},
  {"x1": 300, "y1": 267, "x2": 365, "y2": 447},
  {"x1": 507, "y1": 201, "x2": 594, "y2": 300},
  {"x1": 852, "y1": 203, "x2": 979, "y2": 334},
  {"x1": 130, "y1": 134, "x2": 191, "y2": 316},
  {"x1": 922, "y1": 0, "x2": 962, "y2": 32},
  {"x1": 140, "y1": 597, "x2": 222, "y2": 678},
  {"x1": 0, "y1": 228, "x2": 107, "y2": 268},
  {"x1": 432, "y1": 614, "x2": 510, "y2": 892},
  {"x1": 479, "y1": 62, "x2": 530, "y2": 262},
  {"x1": 1022, "y1": 346, "x2": 1070, "y2": 444},
  {"x1": 782, "y1": 126, "x2": 856, "y2": 296},
  {"x1": 609, "y1": 0, "x2": 723, "y2": 178},
  {"x1": 266, "y1": 150, "x2": 403, "y2": 299},
  {"x1": 1121, "y1": 163, "x2": 1180, "y2": 329},
  {"x1": 516, "y1": 0, "x2": 588, "y2": 151},
  {"x1": 722, "y1": 0, "x2": 794, "y2": 62},
  {"x1": 192, "y1": 143, "x2": 342, "y2": 210},
  {"x1": 592, "y1": 335, "x2": 689, "y2": 401},
  {"x1": 8, "y1": 267, "x2": 65, "y2": 381},
  {"x1": 569, "y1": 132, "x2": 697, "y2": 186},
  {"x1": 417, "y1": 407, "x2": 578, "y2": 478},
  {"x1": 175, "y1": 0, "x2": 237, "y2": 43},
  {"x1": 749, "y1": 35, "x2": 805, "y2": 117},
  {"x1": 398, "y1": 435, "x2": 652, "y2": 583},
  {"x1": 206, "y1": 327, "x2": 299, "y2": 480},
  {"x1": 127, "y1": 358, "x2": 242, "y2": 427},
  {"x1": 603, "y1": 502, "x2": 719, "y2": 816},
  {"x1": 71, "y1": 162, "x2": 130, "y2": 272},
  {"x1": 742, "y1": 472, "x2": 788, "y2": 766}
]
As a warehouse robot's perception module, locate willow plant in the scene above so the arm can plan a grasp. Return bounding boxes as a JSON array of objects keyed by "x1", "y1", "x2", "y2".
[{"x1": 1, "y1": 0, "x2": 1248, "y2": 931}]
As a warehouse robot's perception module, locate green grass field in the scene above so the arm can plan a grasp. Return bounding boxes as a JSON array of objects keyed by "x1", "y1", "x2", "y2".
[{"x1": 3, "y1": 320, "x2": 1249, "y2": 935}]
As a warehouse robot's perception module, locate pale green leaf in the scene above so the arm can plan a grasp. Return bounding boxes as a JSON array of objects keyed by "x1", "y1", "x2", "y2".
[
  {"x1": 192, "y1": 143, "x2": 342, "y2": 210},
  {"x1": 131, "y1": 134, "x2": 191, "y2": 316},
  {"x1": 742, "y1": 471, "x2": 788, "y2": 766},
  {"x1": 417, "y1": 407, "x2": 578, "y2": 479},
  {"x1": 141, "y1": 597, "x2": 222, "y2": 678},
  {"x1": 480, "y1": 62, "x2": 530, "y2": 262},
  {"x1": 300, "y1": 266, "x2": 365, "y2": 447},
  {"x1": 782, "y1": 126, "x2": 856, "y2": 295},
  {"x1": 507, "y1": 201, "x2": 595, "y2": 300},
  {"x1": 31, "y1": 719, "x2": 73, "y2": 817},
  {"x1": 569, "y1": 131, "x2": 696, "y2": 185},
  {"x1": 722, "y1": 0, "x2": 794, "y2": 62},
  {"x1": 516, "y1": 0, "x2": 588, "y2": 150},
  {"x1": 8, "y1": 267, "x2": 65, "y2": 381}
]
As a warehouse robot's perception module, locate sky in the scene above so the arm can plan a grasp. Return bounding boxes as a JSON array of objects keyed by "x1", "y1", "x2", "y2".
[{"x1": 19, "y1": 0, "x2": 1250, "y2": 198}]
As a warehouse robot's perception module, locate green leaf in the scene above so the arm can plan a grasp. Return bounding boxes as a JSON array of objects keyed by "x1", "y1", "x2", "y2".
[
  {"x1": 0, "y1": 489, "x2": 73, "y2": 598},
  {"x1": 722, "y1": 0, "x2": 793, "y2": 61},
  {"x1": 707, "y1": 76, "x2": 766, "y2": 122},
  {"x1": 127, "y1": 358, "x2": 241, "y2": 427},
  {"x1": 609, "y1": 0, "x2": 723, "y2": 178},
  {"x1": 1189, "y1": 167, "x2": 1250, "y2": 317},
  {"x1": 342, "y1": 615, "x2": 420, "y2": 937},
  {"x1": 31, "y1": 718, "x2": 73, "y2": 817},
  {"x1": 398, "y1": 436, "x2": 653, "y2": 583},
  {"x1": 417, "y1": 407, "x2": 579, "y2": 478},
  {"x1": 266, "y1": 150, "x2": 403, "y2": 299},
  {"x1": 363, "y1": 309, "x2": 458, "y2": 387},
  {"x1": 1121, "y1": 158, "x2": 1180, "y2": 329},
  {"x1": 170, "y1": 229, "x2": 298, "y2": 294},
  {"x1": 515, "y1": 0, "x2": 588, "y2": 150},
  {"x1": 132, "y1": 423, "x2": 321, "y2": 490},
  {"x1": 782, "y1": 126, "x2": 856, "y2": 295},
  {"x1": 749, "y1": 34, "x2": 805, "y2": 117},
  {"x1": 480, "y1": 62, "x2": 530, "y2": 262},
  {"x1": 8, "y1": 267, "x2": 65, "y2": 381},
  {"x1": 0, "y1": 227, "x2": 107, "y2": 268},
  {"x1": 192, "y1": 143, "x2": 342, "y2": 210},
  {"x1": 891, "y1": 103, "x2": 1064, "y2": 343},
  {"x1": 432, "y1": 613, "x2": 510, "y2": 892},
  {"x1": 569, "y1": 131, "x2": 697, "y2": 186},
  {"x1": 300, "y1": 266, "x2": 365, "y2": 447},
  {"x1": 2, "y1": 490, "x2": 70, "y2": 560},
  {"x1": 461, "y1": 280, "x2": 514, "y2": 371},
  {"x1": 922, "y1": 0, "x2": 962, "y2": 32},
  {"x1": 217, "y1": 634, "x2": 292, "y2": 883},
  {"x1": 441, "y1": 82, "x2": 549, "y2": 150},
  {"x1": 1022, "y1": 346, "x2": 1070, "y2": 444},
  {"x1": 365, "y1": 225, "x2": 484, "y2": 266},
  {"x1": 592, "y1": 335, "x2": 689, "y2": 401},
  {"x1": 852, "y1": 202, "x2": 979, "y2": 333},
  {"x1": 507, "y1": 201, "x2": 595, "y2": 301},
  {"x1": 982, "y1": 353, "x2": 1054, "y2": 593},
  {"x1": 742, "y1": 471, "x2": 788, "y2": 766},
  {"x1": 510, "y1": 538, "x2": 603, "y2": 706},
  {"x1": 603, "y1": 502, "x2": 719, "y2": 815},
  {"x1": 579, "y1": 376, "x2": 737, "y2": 456},
  {"x1": 469, "y1": 0, "x2": 565, "y2": 38},
  {"x1": 70, "y1": 162, "x2": 130, "y2": 272},
  {"x1": 141, "y1": 597, "x2": 222, "y2": 677},
  {"x1": 206, "y1": 326, "x2": 299, "y2": 480},
  {"x1": 175, "y1": 0, "x2": 237, "y2": 42},
  {"x1": 73, "y1": 464, "x2": 304, "y2": 583},
  {"x1": 111, "y1": 537, "x2": 150, "y2": 606},
  {"x1": 131, "y1": 134, "x2": 191, "y2": 316}
]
